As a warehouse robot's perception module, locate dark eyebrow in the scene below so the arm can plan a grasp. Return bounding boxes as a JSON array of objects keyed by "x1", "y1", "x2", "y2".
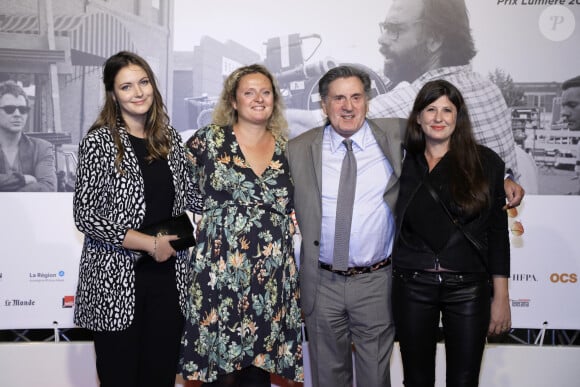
[
  {"x1": 331, "y1": 93, "x2": 363, "y2": 99},
  {"x1": 119, "y1": 77, "x2": 149, "y2": 86}
]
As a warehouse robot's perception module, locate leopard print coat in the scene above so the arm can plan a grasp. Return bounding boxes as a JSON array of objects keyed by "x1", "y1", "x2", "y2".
[{"x1": 73, "y1": 124, "x2": 197, "y2": 331}]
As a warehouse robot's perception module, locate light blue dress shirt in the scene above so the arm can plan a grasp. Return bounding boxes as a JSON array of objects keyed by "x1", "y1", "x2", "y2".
[{"x1": 320, "y1": 121, "x2": 395, "y2": 267}]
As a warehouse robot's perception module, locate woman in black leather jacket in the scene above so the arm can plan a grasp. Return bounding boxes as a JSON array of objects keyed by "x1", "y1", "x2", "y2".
[{"x1": 392, "y1": 79, "x2": 511, "y2": 387}]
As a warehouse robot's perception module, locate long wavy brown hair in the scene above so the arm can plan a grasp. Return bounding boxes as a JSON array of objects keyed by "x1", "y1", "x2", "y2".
[
  {"x1": 405, "y1": 79, "x2": 489, "y2": 214},
  {"x1": 89, "y1": 51, "x2": 170, "y2": 171}
]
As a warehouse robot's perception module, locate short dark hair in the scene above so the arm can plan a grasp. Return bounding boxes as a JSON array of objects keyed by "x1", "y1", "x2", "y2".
[
  {"x1": 562, "y1": 75, "x2": 580, "y2": 90},
  {"x1": 318, "y1": 65, "x2": 372, "y2": 101},
  {"x1": 0, "y1": 81, "x2": 29, "y2": 105},
  {"x1": 422, "y1": 0, "x2": 477, "y2": 66}
]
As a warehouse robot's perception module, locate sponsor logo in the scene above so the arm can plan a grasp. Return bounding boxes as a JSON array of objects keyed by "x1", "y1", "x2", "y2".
[
  {"x1": 62, "y1": 295, "x2": 75, "y2": 308},
  {"x1": 495, "y1": 3, "x2": 576, "y2": 43},
  {"x1": 549, "y1": 273, "x2": 578, "y2": 283},
  {"x1": 4, "y1": 299, "x2": 36, "y2": 307},
  {"x1": 512, "y1": 273, "x2": 538, "y2": 282},
  {"x1": 539, "y1": 5, "x2": 575, "y2": 43},
  {"x1": 29, "y1": 271, "x2": 65, "y2": 282},
  {"x1": 511, "y1": 298, "x2": 531, "y2": 308}
]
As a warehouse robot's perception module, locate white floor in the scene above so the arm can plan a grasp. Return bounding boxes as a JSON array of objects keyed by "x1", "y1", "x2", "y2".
[{"x1": 1, "y1": 341, "x2": 579, "y2": 387}]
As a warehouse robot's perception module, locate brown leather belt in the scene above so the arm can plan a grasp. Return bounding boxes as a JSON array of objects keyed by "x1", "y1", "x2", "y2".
[{"x1": 319, "y1": 256, "x2": 392, "y2": 276}]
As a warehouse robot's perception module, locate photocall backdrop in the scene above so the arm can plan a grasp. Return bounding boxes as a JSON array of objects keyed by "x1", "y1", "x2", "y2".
[{"x1": 1, "y1": 0, "x2": 579, "y2": 331}]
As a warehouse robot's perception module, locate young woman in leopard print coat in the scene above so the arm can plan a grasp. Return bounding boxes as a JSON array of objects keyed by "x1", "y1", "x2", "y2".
[{"x1": 73, "y1": 51, "x2": 198, "y2": 387}]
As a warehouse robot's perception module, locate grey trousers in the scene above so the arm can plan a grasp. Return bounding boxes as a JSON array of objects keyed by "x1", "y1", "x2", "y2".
[{"x1": 304, "y1": 265, "x2": 394, "y2": 387}]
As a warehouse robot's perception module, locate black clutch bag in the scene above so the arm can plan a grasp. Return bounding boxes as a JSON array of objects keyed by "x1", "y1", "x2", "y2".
[{"x1": 139, "y1": 213, "x2": 196, "y2": 251}]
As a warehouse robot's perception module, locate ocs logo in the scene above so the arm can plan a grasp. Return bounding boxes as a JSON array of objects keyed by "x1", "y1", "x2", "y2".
[{"x1": 549, "y1": 273, "x2": 578, "y2": 283}]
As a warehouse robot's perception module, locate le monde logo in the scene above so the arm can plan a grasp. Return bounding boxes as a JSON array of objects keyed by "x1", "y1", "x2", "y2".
[{"x1": 5, "y1": 299, "x2": 36, "y2": 307}]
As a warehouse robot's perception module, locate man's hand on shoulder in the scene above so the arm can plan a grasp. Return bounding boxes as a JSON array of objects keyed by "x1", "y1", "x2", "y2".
[{"x1": 286, "y1": 109, "x2": 323, "y2": 139}]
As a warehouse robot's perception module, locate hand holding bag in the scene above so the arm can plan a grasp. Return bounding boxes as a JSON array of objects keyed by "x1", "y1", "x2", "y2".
[{"x1": 139, "y1": 213, "x2": 196, "y2": 251}]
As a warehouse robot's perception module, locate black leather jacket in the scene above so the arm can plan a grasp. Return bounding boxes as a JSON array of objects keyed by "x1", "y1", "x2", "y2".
[{"x1": 393, "y1": 145, "x2": 510, "y2": 276}]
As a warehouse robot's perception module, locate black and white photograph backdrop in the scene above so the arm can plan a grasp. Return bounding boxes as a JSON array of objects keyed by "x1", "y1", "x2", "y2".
[
  {"x1": 1, "y1": 0, "x2": 580, "y2": 378},
  {"x1": 1, "y1": 1, "x2": 580, "y2": 386}
]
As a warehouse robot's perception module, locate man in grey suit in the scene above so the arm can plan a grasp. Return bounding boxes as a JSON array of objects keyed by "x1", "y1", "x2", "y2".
[{"x1": 287, "y1": 65, "x2": 405, "y2": 387}]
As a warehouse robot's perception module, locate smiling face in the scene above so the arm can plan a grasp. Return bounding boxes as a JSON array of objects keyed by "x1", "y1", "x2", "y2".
[
  {"x1": 112, "y1": 64, "x2": 154, "y2": 128},
  {"x1": 232, "y1": 72, "x2": 274, "y2": 127},
  {"x1": 417, "y1": 95, "x2": 457, "y2": 147},
  {"x1": 0, "y1": 94, "x2": 29, "y2": 134},
  {"x1": 321, "y1": 76, "x2": 369, "y2": 138}
]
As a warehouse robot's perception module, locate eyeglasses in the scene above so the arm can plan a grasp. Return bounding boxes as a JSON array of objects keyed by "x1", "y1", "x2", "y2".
[
  {"x1": 379, "y1": 20, "x2": 422, "y2": 41},
  {"x1": 0, "y1": 105, "x2": 30, "y2": 114}
]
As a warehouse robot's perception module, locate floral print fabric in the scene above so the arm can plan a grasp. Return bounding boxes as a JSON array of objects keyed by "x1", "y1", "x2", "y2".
[{"x1": 179, "y1": 124, "x2": 303, "y2": 383}]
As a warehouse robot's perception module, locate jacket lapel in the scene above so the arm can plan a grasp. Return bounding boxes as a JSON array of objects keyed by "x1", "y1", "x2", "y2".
[
  {"x1": 309, "y1": 127, "x2": 324, "y2": 198},
  {"x1": 369, "y1": 119, "x2": 403, "y2": 182}
]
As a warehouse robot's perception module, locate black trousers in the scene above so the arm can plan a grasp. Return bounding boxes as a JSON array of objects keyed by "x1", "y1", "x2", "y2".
[
  {"x1": 392, "y1": 268, "x2": 491, "y2": 387},
  {"x1": 93, "y1": 256, "x2": 184, "y2": 387}
]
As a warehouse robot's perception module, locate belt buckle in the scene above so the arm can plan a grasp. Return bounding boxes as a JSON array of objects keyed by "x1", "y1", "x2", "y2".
[
  {"x1": 321, "y1": 257, "x2": 391, "y2": 276},
  {"x1": 348, "y1": 258, "x2": 391, "y2": 276},
  {"x1": 331, "y1": 267, "x2": 353, "y2": 276},
  {"x1": 344, "y1": 267, "x2": 359, "y2": 276}
]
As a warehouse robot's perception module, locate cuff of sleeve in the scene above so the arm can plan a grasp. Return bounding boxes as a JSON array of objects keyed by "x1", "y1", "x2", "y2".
[{"x1": 504, "y1": 169, "x2": 514, "y2": 181}]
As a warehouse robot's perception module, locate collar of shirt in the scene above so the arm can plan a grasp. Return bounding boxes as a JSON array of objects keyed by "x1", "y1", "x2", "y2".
[
  {"x1": 326, "y1": 120, "x2": 370, "y2": 155},
  {"x1": 412, "y1": 64, "x2": 471, "y2": 90},
  {"x1": 320, "y1": 120, "x2": 393, "y2": 267}
]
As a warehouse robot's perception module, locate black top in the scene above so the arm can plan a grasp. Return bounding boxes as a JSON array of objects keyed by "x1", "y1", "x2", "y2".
[
  {"x1": 402, "y1": 162, "x2": 455, "y2": 253},
  {"x1": 128, "y1": 134, "x2": 174, "y2": 228}
]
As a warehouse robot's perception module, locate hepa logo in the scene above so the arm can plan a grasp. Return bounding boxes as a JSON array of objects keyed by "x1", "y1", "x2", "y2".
[{"x1": 512, "y1": 274, "x2": 537, "y2": 281}]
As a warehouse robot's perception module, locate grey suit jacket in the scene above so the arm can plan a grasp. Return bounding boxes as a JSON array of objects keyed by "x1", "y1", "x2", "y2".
[{"x1": 287, "y1": 117, "x2": 406, "y2": 315}]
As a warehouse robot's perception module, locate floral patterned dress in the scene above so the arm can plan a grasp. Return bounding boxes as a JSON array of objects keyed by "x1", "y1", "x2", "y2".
[{"x1": 179, "y1": 124, "x2": 303, "y2": 383}]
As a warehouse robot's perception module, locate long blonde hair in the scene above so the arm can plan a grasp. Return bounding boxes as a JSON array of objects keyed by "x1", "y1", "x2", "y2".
[{"x1": 211, "y1": 64, "x2": 288, "y2": 139}]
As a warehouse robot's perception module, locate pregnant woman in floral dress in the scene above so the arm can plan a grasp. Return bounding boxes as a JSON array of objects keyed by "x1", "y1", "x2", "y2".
[{"x1": 179, "y1": 64, "x2": 303, "y2": 386}]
